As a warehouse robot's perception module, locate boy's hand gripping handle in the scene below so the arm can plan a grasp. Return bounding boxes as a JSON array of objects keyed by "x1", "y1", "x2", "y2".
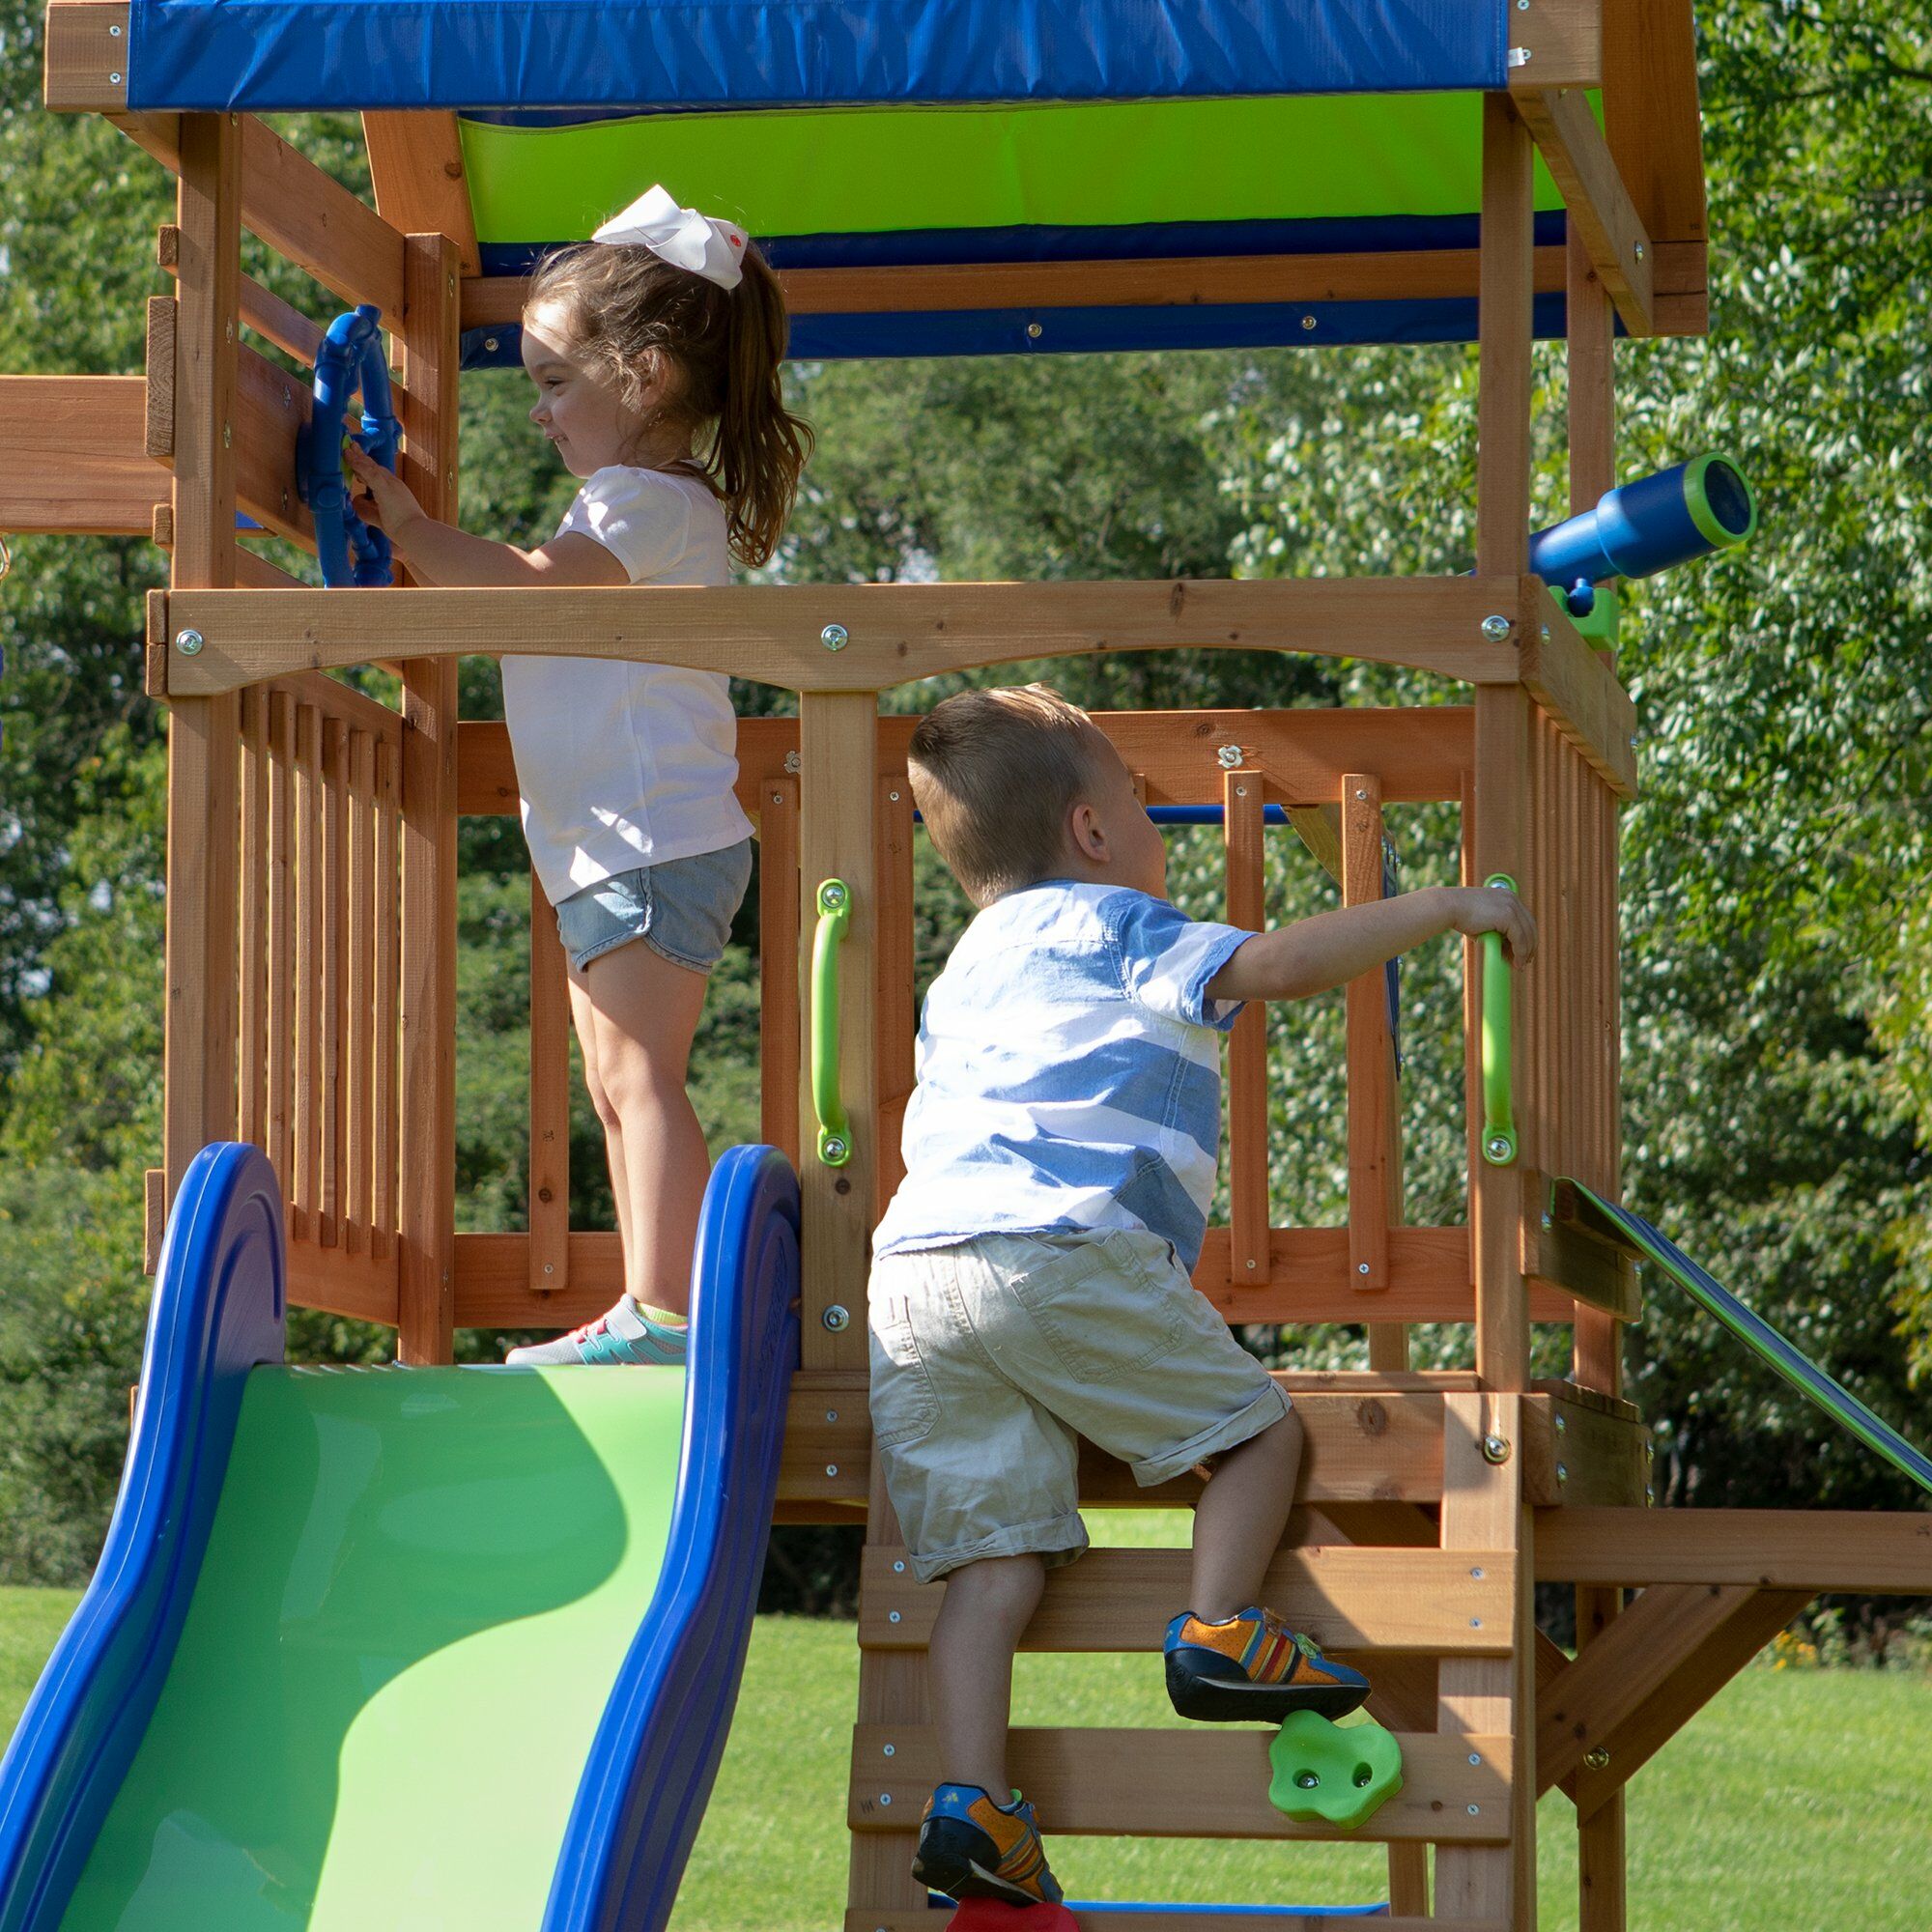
[
  {"x1": 811, "y1": 879, "x2": 853, "y2": 1167},
  {"x1": 1480, "y1": 872, "x2": 1519, "y2": 1166}
]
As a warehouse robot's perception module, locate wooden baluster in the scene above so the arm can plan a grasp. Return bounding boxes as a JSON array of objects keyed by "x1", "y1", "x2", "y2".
[
  {"x1": 1224, "y1": 768, "x2": 1270, "y2": 1289},
  {"x1": 237, "y1": 687, "x2": 268, "y2": 1150},
  {"x1": 757, "y1": 774, "x2": 801, "y2": 1169},
  {"x1": 372, "y1": 736, "x2": 400, "y2": 1261},
  {"x1": 1343, "y1": 773, "x2": 1406, "y2": 1369},
  {"x1": 293, "y1": 701, "x2": 322, "y2": 1244},
  {"x1": 345, "y1": 727, "x2": 375, "y2": 1254},
  {"x1": 265, "y1": 691, "x2": 295, "y2": 1202},
  {"x1": 319, "y1": 716, "x2": 347, "y2": 1248},
  {"x1": 875, "y1": 772, "x2": 917, "y2": 1221},
  {"x1": 528, "y1": 871, "x2": 572, "y2": 1303}
]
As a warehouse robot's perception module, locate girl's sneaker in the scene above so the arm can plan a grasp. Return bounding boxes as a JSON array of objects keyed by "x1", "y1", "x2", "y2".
[
  {"x1": 1164, "y1": 1606, "x2": 1371, "y2": 1721},
  {"x1": 504, "y1": 1296, "x2": 689, "y2": 1367},
  {"x1": 912, "y1": 1784, "x2": 1063, "y2": 1909}
]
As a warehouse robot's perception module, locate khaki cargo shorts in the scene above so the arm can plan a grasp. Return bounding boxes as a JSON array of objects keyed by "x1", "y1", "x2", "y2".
[{"x1": 867, "y1": 1228, "x2": 1292, "y2": 1583}]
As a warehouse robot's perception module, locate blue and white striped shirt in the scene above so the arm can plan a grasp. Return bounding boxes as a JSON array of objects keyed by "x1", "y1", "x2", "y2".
[{"x1": 872, "y1": 883, "x2": 1254, "y2": 1269}]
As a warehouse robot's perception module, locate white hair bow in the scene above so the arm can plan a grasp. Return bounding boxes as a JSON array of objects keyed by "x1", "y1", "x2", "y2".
[{"x1": 592, "y1": 185, "x2": 748, "y2": 291}]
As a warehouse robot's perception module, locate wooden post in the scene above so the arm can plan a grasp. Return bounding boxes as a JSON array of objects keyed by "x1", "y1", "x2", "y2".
[
  {"x1": 1223, "y1": 769, "x2": 1270, "y2": 1285},
  {"x1": 875, "y1": 772, "x2": 918, "y2": 1221},
  {"x1": 1473, "y1": 93, "x2": 1536, "y2": 1398},
  {"x1": 1342, "y1": 773, "x2": 1406, "y2": 1368},
  {"x1": 798, "y1": 690, "x2": 877, "y2": 1372},
  {"x1": 757, "y1": 776, "x2": 802, "y2": 1168},
  {"x1": 395, "y1": 232, "x2": 460, "y2": 1363},
  {"x1": 160, "y1": 112, "x2": 242, "y2": 1208}
]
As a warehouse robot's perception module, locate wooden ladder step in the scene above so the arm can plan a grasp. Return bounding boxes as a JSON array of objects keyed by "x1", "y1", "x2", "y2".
[
  {"x1": 859, "y1": 1545, "x2": 1518, "y2": 1655},
  {"x1": 850, "y1": 1726, "x2": 1512, "y2": 1843}
]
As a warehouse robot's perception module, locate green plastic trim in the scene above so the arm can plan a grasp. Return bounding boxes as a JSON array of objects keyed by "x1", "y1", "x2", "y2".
[
  {"x1": 811, "y1": 879, "x2": 853, "y2": 1169},
  {"x1": 457, "y1": 95, "x2": 1569, "y2": 244},
  {"x1": 1480, "y1": 871, "x2": 1519, "y2": 1167},
  {"x1": 1681, "y1": 453, "x2": 1759, "y2": 552},
  {"x1": 1548, "y1": 580, "x2": 1623, "y2": 650}
]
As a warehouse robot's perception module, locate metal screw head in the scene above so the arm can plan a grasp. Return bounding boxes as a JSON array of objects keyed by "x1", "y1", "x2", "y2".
[
  {"x1": 821, "y1": 1135, "x2": 848, "y2": 1163},
  {"x1": 820, "y1": 622, "x2": 849, "y2": 651},
  {"x1": 1356, "y1": 1262, "x2": 1371, "y2": 1276},
  {"x1": 222, "y1": 421, "x2": 233, "y2": 448},
  {"x1": 879, "y1": 1793, "x2": 892, "y2": 1806},
  {"x1": 821, "y1": 1303, "x2": 850, "y2": 1332},
  {"x1": 820, "y1": 880, "x2": 849, "y2": 911},
  {"x1": 1481, "y1": 1433, "x2": 1511, "y2": 1464},
  {"x1": 1486, "y1": 1133, "x2": 1514, "y2": 1162},
  {"x1": 1556, "y1": 1462, "x2": 1569, "y2": 1485},
  {"x1": 1245, "y1": 1258, "x2": 1257, "y2": 1269},
  {"x1": 784, "y1": 750, "x2": 802, "y2": 774},
  {"x1": 1469, "y1": 1566, "x2": 1485, "y2": 1580},
  {"x1": 484, "y1": 335, "x2": 499, "y2": 353},
  {"x1": 893, "y1": 1559, "x2": 906, "y2": 1574},
  {"x1": 1634, "y1": 242, "x2": 1646, "y2": 262},
  {"x1": 825, "y1": 1463, "x2": 838, "y2": 1478},
  {"x1": 1215, "y1": 743, "x2": 1244, "y2": 769},
  {"x1": 1583, "y1": 1746, "x2": 1611, "y2": 1771},
  {"x1": 1480, "y1": 612, "x2": 1514, "y2": 642},
  {"x1": 826, "y1": 1408, "x2": 838, "y2": 1423},
  {"x1": 1554, "y1": 1413, "x2": 1567, "y2": 1434},
  {"x1": 109, "y1": 71, "x2": 123, "y2": 84},
  {"x1": 108, "y1": 18, "x2": 121, "y2": 32},
  {"x1": 882, "y1": 1744, "x2": 896, "y2": 1757},
  {"x1": 1645, "y1": 1485, "x2": 1656, "y2": 1505},
  {"x1": 1542, "y1": 1211, "x2": 1553, "y2": 1230},
  {"x1": 1468, "y1": 1751, "x2": 1483, "y2": 1766},
  {"x1": 1026, "y1": 321, "x2": 1043, "y2": 339},
  {"x1": 1467, "y1": 1804, "x2": 1481, "y2": 1816},
  {"x1": 175, "y1": 628, "x2": 205, "y2": 656},
  {"x1": 1470, "y1": 1616, "x2": 1483, "y2": 1629},
  {"x1": 888, "y1": 1610, "x2": 901, "y2": 1625},
  {"x1": 1300, "y1": 314, "x2": 1317, "y2": 331},
  {"x1": 543, "y1": 1262, "x2": 554, "y2": 1277}
]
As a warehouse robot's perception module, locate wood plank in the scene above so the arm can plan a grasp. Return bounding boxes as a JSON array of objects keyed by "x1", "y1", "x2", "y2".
[
  {"x1": 1502, "y1": 583, "x2": 1638, "y2": 795},
  {"x1": 159, "y1": 225, "x2": 326, "y2": 364},
  {"x1": 265, "y1": 693, "x2": 296, "y2": 1201},
  {"x1": 465, "y1": 244, "x2": 1573, "y2": 327},
  {"x1": 237, "y1": 689, "x2": 268, "y2": 1151},
  {"x1": 1603, "y1": 0, "x2": 1707, "y2": 247},
  {"x1": 42, "y1": 0, "x2": 128, "y2": 110},
  {"x1": 234, "y1": 549, "x2": 305, "y2": 590},
  {"x1": 527, "y1": 870, "x2": 572, "y2": 1301},
  {"x1": 345, "y1": 729, "x2": 376, "y2": 1250},
  {"x1": 162, "y1": 578, "x2": 1531, "y2": 698},
  {"x1": 1342, "y1": 773, "x2": 1392, "y2": 1305},
  {"x1": 285, "y1": 1231, "x2": 400, "y2": 1325},
  {"x1": 360, "y1": 113, "x2": 482, "y2": 276},
  {"x1": 372, "y1": 738, "x2": 400, "y2": 1256},
  {"x1": 851, "y1": 1726, "x2": 1512, "y2": 1843},
  {"x1": 1520, "y1": 1389, "x2": 1647, "y2": 1508},
  {"x1": 1537, "y1": 1582, "x2": 1755, "y2": 1790},
  {"x1": 1224, "y1": 769, "x2": 1270, "y2": 1284},
  {"x1": 292, "y1": 702, "x2": 322, "y2": 1243},
  {"x1": 1513, "y1": 87, "x2": 1654, "y2": 335},
  {"x1": 1567, "y1": 228, "x2": 1618, "y2": 516},
  {"x1": 1435, "y1": 1391, "x2": 1535, "y2": 1923},
  {"x1": 1522, "y1": 1172, "x2": 1640, "y2": 1321},
  {"x1": 1536, "y1": 1508, "x2": 1932, "y2": 1592},
  {"x1": 873, "y1": 774, "x2": 917, "y2": 1220},
  {"x1": 798, "y1": 694, "x2": 876, "y2": 1371},
  {"x1": 318, "y1": 718, "x2": 347, "y2": 1247},
  {"x1": 160, "y1": 114, "x2": 242, "y2": 1219},
  {"x1": 1512, "y1": 0, "x2": 1601, "y2": 88},
  {"x1": 1568, "y1": 1588, "x2": 1812, "y2": 1817},
  {"x1": 394, "y1": 231, "x2": 460, "y2": 1359},
  {"x1": 0, "y1": 375, "x2": 161, "y2": 534},
  {"x1": 756, "y1": 776, "x2": 802, "y2": 1168},
  {"x1": 858, "y1": 1545, "x2": 1518, "y2": 1654}
]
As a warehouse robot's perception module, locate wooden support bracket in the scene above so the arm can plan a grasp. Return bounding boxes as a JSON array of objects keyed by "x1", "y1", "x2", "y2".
[{"x1": 1512, "y1": 86, "x2": 1655, "y2": 335}]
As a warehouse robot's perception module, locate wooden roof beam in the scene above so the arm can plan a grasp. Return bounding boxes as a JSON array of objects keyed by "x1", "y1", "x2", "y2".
[{"x1": 360, "y1": 112, "x2": 482, "y2": 278}]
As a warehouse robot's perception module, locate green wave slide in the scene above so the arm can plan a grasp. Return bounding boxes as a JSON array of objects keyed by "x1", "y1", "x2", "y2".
[
  {"x1": 0, "y1": 1141, "x2": 803, "y2": 1932},
  {"x1": 1563, "y1": 1179, "x2": 1932, "y2": 1495}
]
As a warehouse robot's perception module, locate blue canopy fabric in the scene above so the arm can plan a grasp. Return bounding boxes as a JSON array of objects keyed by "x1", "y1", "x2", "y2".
[{"x1": 126, "y1": 0, "x2": 1510, "y2": 113}]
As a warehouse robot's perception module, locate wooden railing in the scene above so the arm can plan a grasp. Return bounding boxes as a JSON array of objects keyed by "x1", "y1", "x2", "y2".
[
  {"x1": 236, "y1": 672, "x2": 404, "y2": 1321},
  {"x1": 442, "y1": 699, "x2": 1630, "y2": 1380}
]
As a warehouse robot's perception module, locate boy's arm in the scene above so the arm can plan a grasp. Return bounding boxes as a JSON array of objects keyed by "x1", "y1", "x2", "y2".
[
  {"x1": 1205, "y1": 885, "x2": 1535, "y2": 1006},
  {"x1": 345, "y1": 444, "x2": 629, "y2": 587}
]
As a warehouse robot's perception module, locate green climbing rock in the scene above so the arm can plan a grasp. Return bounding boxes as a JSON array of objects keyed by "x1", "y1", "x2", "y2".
[{"x1": 1266, "y1": 1711, "x2": 1405, "y2": 1831}]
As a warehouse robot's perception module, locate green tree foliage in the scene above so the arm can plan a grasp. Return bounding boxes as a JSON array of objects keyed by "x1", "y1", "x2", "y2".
[{"x1": 1, "y1": 2, "x2": 1929, "y2": 1592}]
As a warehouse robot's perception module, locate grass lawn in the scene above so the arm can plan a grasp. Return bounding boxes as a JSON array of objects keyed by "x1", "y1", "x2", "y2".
[{"x1": 2, "y1": 1582, "x2": 1923, "y2": 1928}]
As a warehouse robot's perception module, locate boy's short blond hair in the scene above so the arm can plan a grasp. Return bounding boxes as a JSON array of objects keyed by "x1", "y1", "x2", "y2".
[{"x1": 908, "y1": 685, "x2": 1111, "y2": 905}]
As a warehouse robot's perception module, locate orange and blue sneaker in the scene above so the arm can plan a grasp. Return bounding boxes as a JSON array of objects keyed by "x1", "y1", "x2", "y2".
[
  {"x1": 1163, "y1": 1605, "x2": 1371, "y2": 1722},
  {"x1": 911, "y1": 1784, "x2": 1062, "y2": 1908}
]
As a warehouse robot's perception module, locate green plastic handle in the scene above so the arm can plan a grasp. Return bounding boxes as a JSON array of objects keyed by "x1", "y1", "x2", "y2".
[
  {"x1": 1480, "y1": 871, "x2": 1519, "y2": 1167},
  {"x1": 811, "y1": 879, "x2": 853, "y2": 1167}
]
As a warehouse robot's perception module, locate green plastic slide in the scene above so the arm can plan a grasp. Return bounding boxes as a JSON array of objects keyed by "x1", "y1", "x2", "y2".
[{"x1": 59, "y1": 1365, "x2": 686, "y2": 1931}]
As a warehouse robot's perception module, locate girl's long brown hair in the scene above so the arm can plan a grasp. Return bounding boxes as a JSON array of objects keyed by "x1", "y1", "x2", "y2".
[{"x1": 527, "y1": 234, "x2": 811, "y2": 569}]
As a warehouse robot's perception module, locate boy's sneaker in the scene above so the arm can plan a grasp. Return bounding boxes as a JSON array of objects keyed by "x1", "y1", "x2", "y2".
[
  {"x1": 1163, "y1": 1606, "x2": 1371, "y2": 1722},
  {"x1": 911, "y1": 1784, "x2": 1063, "y2": 1909},
  {"x1": 504, "y1": 1296, "x2": 688, "y2": 1367}
]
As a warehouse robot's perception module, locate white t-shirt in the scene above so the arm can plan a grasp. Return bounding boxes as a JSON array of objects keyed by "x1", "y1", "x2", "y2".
[{"x1": 502, "y1": 466, "x2": 754, "y2": 905}]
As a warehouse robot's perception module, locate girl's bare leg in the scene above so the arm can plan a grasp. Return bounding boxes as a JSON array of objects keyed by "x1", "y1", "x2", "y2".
[
  {"x1": 573, "y1": 941, "x2": 712, "y2": 1312},
  {"x1": 566, "y1": 967, "x2": 634, "y2": 1262}
]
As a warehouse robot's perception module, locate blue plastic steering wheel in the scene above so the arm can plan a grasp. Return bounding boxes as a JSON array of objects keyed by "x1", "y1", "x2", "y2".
[{"x1": 296, "y1": 304, "x2": 403, "y2": 587}]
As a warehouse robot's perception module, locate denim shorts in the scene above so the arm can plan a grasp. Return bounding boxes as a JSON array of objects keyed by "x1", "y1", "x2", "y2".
[
  {"x1": 868, "y1": 1228, "x2": 1292, "y2": 1582},
  {"x1": 553, "y1": 838, "x2": 753, "y2": 975}
]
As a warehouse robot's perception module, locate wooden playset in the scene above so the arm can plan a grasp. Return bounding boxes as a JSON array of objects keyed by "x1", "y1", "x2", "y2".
[{"x1": 5, "y1": 2, "x2": 1931, "y2": 1927}]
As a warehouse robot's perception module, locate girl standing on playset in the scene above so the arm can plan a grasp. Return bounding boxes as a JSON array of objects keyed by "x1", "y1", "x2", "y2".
[{"x1": 348, "y1": 185, "x2": 810, "y2": 1366}]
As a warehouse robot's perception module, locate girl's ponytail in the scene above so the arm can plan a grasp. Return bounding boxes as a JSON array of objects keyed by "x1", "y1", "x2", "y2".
[{"x1": 717, "y1": 247, "x2": 812, "y2": 569}]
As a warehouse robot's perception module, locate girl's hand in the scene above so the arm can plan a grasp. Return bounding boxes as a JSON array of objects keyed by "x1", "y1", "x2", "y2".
[
  {"x1": 345, "y1": 442, "x2": 427, "y2": 546},
  {"x1": 1447, "y1": 884, "x2": 1537, "y2": 965}
]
